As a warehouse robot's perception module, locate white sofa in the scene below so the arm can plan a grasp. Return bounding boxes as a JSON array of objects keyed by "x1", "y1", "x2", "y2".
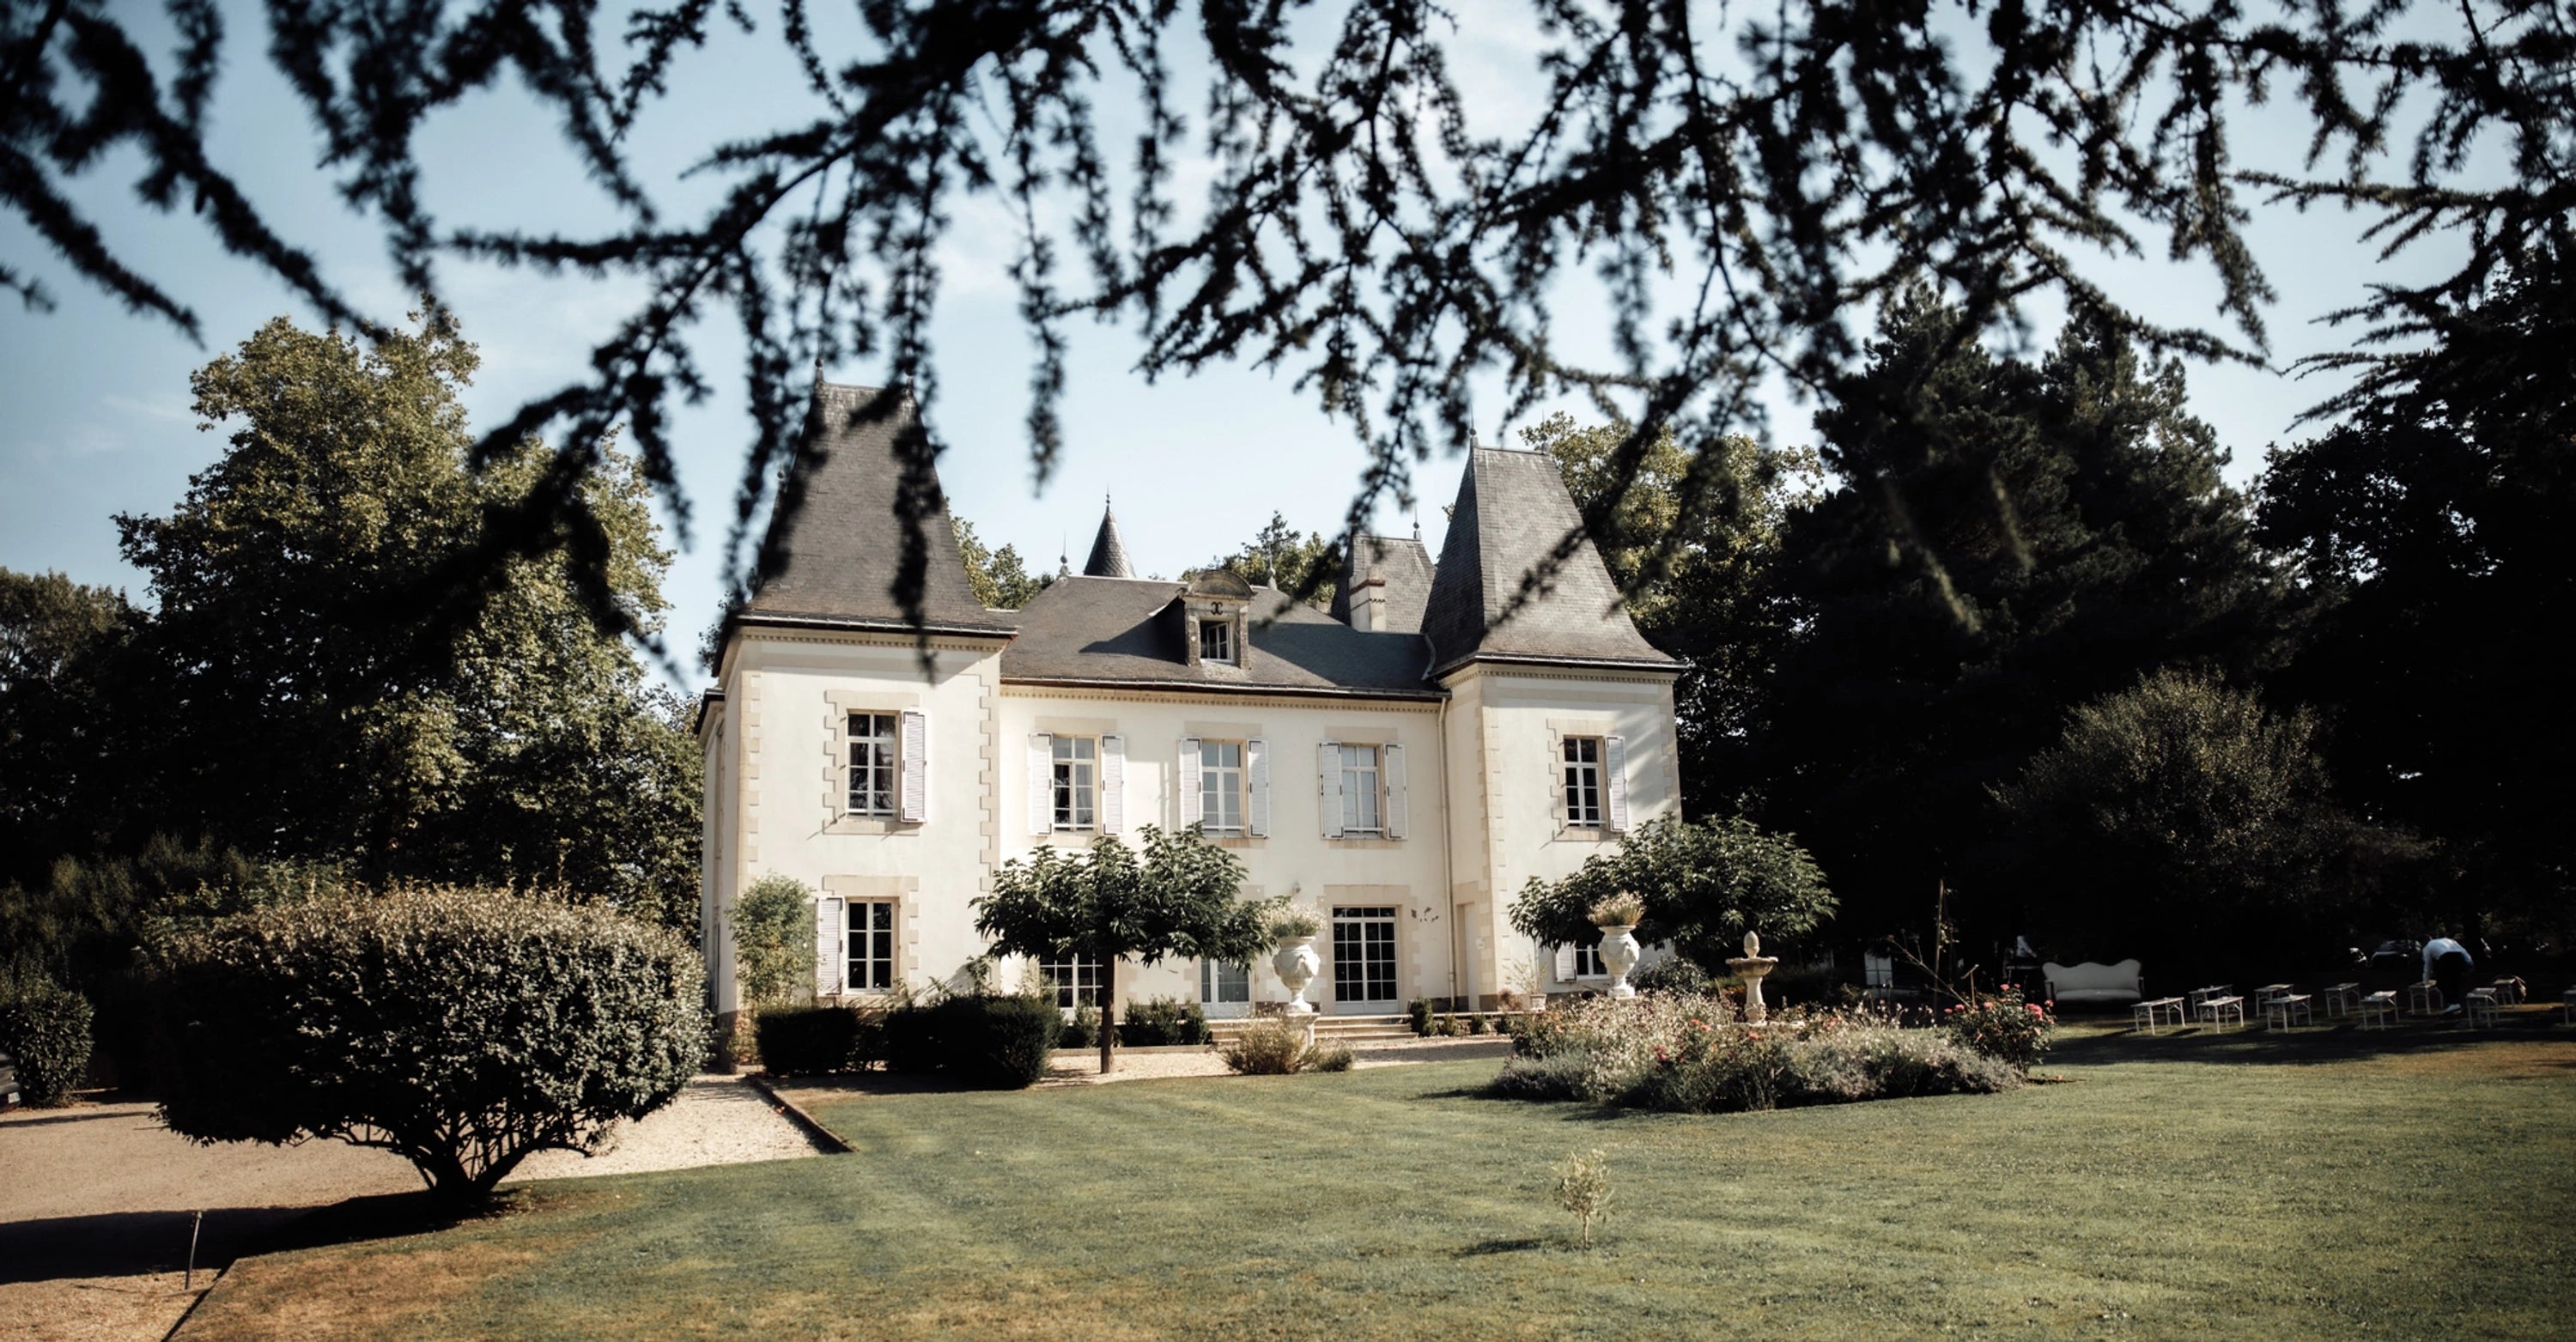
[{"x1": 2042, "y1": 959, "x2": 2143, "y2": 1008}]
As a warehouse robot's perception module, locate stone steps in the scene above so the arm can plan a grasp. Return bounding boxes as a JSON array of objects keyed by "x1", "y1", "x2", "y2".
[{"x1": 1207, "y1": 1013, "x2": 1419, "y2": 1042}]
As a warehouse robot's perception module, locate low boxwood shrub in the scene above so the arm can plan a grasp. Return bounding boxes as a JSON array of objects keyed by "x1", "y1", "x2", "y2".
[
  {"x1": 1406, "y1": 998, "x2": 1434, "y2": 1035},
  {"x1": 881, "y1": 994, "x2": 1061, "y2": 1088},
  {"x1": 944, "y1": 995, "x2": 1060, "y2": 1088},
  {"x1": 1117, "y1": 996, "x2": 1210, "y2": 1047},
  {"x1": 755, "y1": 1006, "x2": 866, "y2": 1076},
  {"x1": 0, "y1": 973, "x2": 94, "y2": 1107}
]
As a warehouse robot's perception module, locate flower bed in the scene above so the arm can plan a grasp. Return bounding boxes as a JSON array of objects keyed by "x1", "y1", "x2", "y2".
[{"x1": 1492, "y1": 992, "x2": 2026, "y2": 1114}]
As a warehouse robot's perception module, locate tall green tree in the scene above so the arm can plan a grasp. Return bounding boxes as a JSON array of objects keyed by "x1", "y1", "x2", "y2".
[
  {"x1": 1208, "y1": 513, "x2": 1337, "y2": 609},
  {"x1": 952, "y1": 518, "x2": 1048, "y2": 610},
  {"x1": 113, "y1": 309, "x2": 701, "y2": 930},
  {"x1": 1524, "y1": 414, "x2": 1815, "y2": 812},
  {"x1": 1757, "y1": 289, "x2": 2287, "y2": 944},
  {"x1": 2256, "y1": 249, "x2": 2576, "y2": 946},
  {"x1": 0, "y1": 570, "x2": 141, "y2": 883},
  {"x1": 973, "y1": 824, "x2": 1270, "y2": 1074},
  {"x1": 1990, "y1": 671, "x2": 2400, "y2": 972}
]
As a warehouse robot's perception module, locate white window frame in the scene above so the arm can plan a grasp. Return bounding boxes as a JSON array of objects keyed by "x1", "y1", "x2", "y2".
[
  {"x1": 1571, "y1": 942, "x2": 1607, "y2": 979},
  {"x1": 848, "y1": 712, "x2": 898, "y2": 817},
  {"x1": 1562, "y1": 736, "x2": 1605, "y2": 829},
  {"x1": 846, "y1": 900, "x2": 897, "y2": 993},
  {"x1": 1200, "y1": 958, "x2": 1251, "y2": 1005},
  {"x1": 1051, "y1": 736, "x2": 1098, "y2": 831},
  {"x1": 1041, "y1": 955, "x2": 1104, "y2": 1011},
  {"x1": 1199, "y1": 617, "x2": 1235, "y2": 664},
  {"x1": 1199, "y1": 739, "x2": 1246, "y2": 836},
  {"x1": 1339, "y1": 744, "x2": 1382, "y2": 835}
]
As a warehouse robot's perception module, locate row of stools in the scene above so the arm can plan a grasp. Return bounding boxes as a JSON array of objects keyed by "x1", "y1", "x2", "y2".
[{"x1": 2139, "y1": 978, "x2": 2564, "y2": 1035}]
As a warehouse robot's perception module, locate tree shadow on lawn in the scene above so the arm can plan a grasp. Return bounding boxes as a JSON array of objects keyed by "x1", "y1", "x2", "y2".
[
  {"x1": 0, "y1": 1191, "x2": 520, "y2": 1288},
  {"x1": 2050, "y1": 1012, "x2": 2576, "y2": 1071}
]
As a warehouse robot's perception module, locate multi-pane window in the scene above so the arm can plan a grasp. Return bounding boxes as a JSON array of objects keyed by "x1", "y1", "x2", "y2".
[
  {"x1": 1562, "y1": 737, "x2": 1604, "y2": 827},
  {"x1": 1332, "y1": 907, "x2": 1399, "y2": 1003},
  {"x1": 1339, "y1": 744, "x2": 1382, "y2": 834},
  {"x1": 1040, "y1": 956, "x2": 1103, "y2": 1010},
  {"x1": 1200, "y1": 618, "x2": 1234, "y2": 663},
  {"x1": 848, "y1": 713, "x2": 897, "y2": 817},
  {"x1": 1572, "y1": 943, "x2": 1607, "y2": 978},
  {"x1": 846, "y1": 901, "x2": 896, "y2": 992},
  {"x1": 1051, "y1": 736, "x2": 1097, "y2": 830},
  {"x1": 1199, "y1": 739, "x2": 1245, "y2": 835},
  {"x1": 1200, "y1": 958, "x2": 1250, "y2": 1005}
]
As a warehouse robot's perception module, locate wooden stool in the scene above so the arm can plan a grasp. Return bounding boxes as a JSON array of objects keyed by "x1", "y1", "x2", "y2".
[
  {"x1": 2263, "y1": 993, "x2": 2313, "y2": 1031},
  {"x1": 2464, "y1": 988, "x2": 2500, "y2": 1028},
  {"x1": 2357, "y1": 991, "x2": 2399, "y2": 1029},
  {"x1": 2407, "y1": 981, "x2": 2443, "y2": 1015}
]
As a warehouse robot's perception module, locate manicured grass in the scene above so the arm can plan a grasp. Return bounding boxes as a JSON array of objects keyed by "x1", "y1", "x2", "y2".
[{"x1": 184, "y1": 1023, "x2": 2576, "y2": 1339}]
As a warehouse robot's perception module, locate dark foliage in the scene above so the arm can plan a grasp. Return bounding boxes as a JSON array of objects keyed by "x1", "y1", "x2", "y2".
[
  {"x1": 754, "y1": 1005, "x2": 871, "y2": 1077},
  {"x1": 880, "y1": 994, "x2": 1062, "y2": 1088},
  {"x1": 1756, "y1": 290, "x2": 2287, "y2": 942},
  {"x1": 10, "y1": 1, "x2": 2558, "y2": 647},
  {"x1": 1116, "y1": 995, "x2": 1210, "y2": 1047},
  {"x1": 0, "y1": 971, "x2": 94, "y2": 1106},
  {"x1": 2257, "y1": 251, "x2": 2576, "y2": 948},
  {"x1": 158, "y1": 885, "x2": 707, "y2": 1209}
]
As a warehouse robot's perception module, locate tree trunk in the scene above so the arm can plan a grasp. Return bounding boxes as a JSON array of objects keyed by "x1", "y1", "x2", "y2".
[{"x1": 1097, "y1": 958, "x2": 1118, "y2": 1075}]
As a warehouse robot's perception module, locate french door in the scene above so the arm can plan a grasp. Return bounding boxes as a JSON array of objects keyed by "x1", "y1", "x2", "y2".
[{"x1": 1332, "y1": 906, "x2": 1399, "y2": 1011}]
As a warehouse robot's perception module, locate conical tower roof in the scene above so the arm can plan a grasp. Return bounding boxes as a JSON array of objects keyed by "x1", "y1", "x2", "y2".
[{"x1": 1081, "y1": 497, "x2": 1135, "y2": 578}]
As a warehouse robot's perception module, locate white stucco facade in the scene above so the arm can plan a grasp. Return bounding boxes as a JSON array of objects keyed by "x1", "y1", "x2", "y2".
[{"x1": 697, "y1": 387, "x2": 1682, "y2": 1028}]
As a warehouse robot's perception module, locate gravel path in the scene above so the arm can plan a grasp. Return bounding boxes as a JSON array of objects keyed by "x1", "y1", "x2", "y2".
[{"x1": 0, "y1": 1076, "x2": 819, "y2": 1342}]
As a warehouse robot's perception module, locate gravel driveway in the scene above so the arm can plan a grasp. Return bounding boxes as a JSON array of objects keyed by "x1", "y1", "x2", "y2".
[{"x1": 0, "y1": 1076, "x2": 821, "y2": 1342}]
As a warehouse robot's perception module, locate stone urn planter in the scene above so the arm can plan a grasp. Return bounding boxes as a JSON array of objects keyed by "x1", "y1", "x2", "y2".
[
  {"x1": 1597, "y1": 925, "x2": 1642, "y2": 999},
  {"x1": 1273, "y1": 936, "x2": 1321, "y2": 1016}
]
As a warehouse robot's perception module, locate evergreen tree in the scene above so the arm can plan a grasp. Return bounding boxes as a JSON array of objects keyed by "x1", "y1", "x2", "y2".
[
  {"x1": 1758, "y1": 289, "x2": 2286, "y2": 944},
  {"x1": 2256, "y1": 250, "x2": 2576, "y2": 947}
]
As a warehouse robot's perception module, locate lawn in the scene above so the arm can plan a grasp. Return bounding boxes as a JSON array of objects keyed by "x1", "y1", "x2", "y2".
[{"x1": 181, "y1": 1023, "x2": 2576, "y2": 1340}]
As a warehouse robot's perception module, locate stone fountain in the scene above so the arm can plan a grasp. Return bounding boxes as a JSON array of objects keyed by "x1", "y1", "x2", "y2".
[{"x1": 1727, "y1": 929, "x2": 1780, "y2": 1023}]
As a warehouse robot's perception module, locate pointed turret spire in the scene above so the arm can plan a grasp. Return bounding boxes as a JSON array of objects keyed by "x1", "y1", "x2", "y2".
[{"x1": 1082, "y1": 495, "x2": 1135, "y2": 578}]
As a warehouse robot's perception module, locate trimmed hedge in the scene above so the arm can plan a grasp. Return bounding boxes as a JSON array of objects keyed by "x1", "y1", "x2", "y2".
[
  {"x1": 1116, "y1": 996, "x2": 1210, "y2": 1047},
  {"x1": 755, "y1": 1006, "x2": 868, "y2": 1076},
  {"x1": 0, "y1": 975, "x2": 94, "y2": 1106},
  {"x1": 882, "y1": 995, "x2": 1061, "y2": 1088},
  {"x1": 158, "y1": 884, "x2": 708, "y2": 1207}
]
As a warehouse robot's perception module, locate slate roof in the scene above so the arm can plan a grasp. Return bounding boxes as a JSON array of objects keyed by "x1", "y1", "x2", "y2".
[
  {"x1": 1329, "y1": 532, "x2": 1437, "y2": 635},
  {"x1": 1419, "y1": 446, "x2": 1673, "y2": 675},
  {"x1": 1081, "y1": 501, "x2": 1136, "y2": 578},
  {"x1": 740, "y1": 384, "x2": 1017, "y2": 635},
  {"x1": 1000, "y1": 576, "x2": 1436, "y2": 697}
]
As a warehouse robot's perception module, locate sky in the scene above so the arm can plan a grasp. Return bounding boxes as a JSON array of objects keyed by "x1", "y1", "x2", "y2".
[{"x1": 0, "y1": 8, "x2": 2464, "y2": 694}]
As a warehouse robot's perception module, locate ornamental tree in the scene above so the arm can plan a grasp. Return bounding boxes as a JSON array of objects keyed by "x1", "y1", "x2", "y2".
[
  {"x1": 974, "y1": 825, "x2": 1270, "y2": 1074},
  {"x1": 157, "y1": 884, "x2": 707, "y2": 1211},
  {"x1": 1512, "y1": 816, "x2": 1836, "y2": 973},
  {"x1": 733, "y1": 873, "x2": 820, "y2": 1009}
]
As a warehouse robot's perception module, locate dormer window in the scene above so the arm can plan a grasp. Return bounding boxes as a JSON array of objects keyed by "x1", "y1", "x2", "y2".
[{"x1": 1178, "y1": 568, "x2": 1255, "y2": 668}]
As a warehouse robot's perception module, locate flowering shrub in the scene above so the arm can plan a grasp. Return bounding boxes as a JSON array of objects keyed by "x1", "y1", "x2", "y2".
[
  {"x1": 1940, "y1": 988, "x2": 2054, "y2": 1074},
  {"x1": 1489, "y1": 992, "x2": 2019, "y2": 1114}
]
